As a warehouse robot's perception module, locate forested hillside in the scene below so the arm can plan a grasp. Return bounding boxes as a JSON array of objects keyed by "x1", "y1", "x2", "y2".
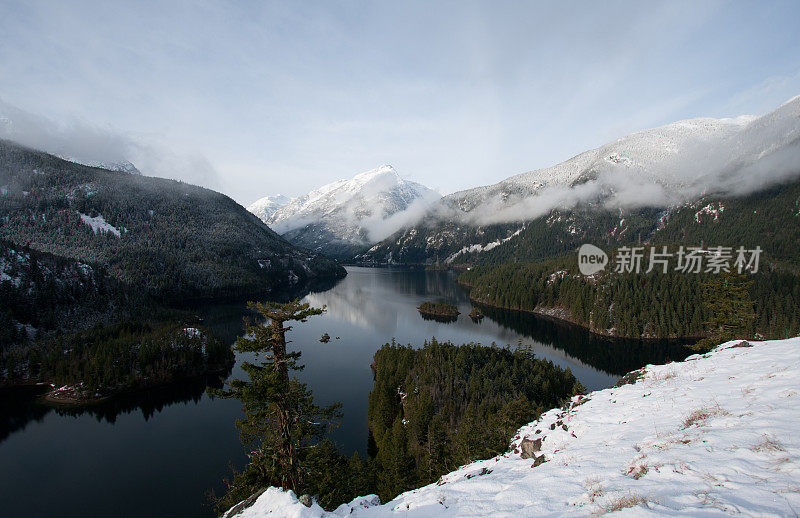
[
  {"x1": 0, "y1": 139, "x2": 345, "y2": 301},
  {"x1": 366, "y1": 339, "x2": 583, "y2": 503},
  {"x1": 651, "y1": 181, "x2": 800, "y2": 270},
  {"x1": 0, "y1": 239, "x2": 150, "y2": 348},
  {"x1": 0, "y1": 238, "x2": 235, "y2": 395},
  {"x1": 459, "y1": 258, "x2": 800, "y2": 340},
  {"x1": 356, "y1": 179, "x2": 800, "y2": 269}
]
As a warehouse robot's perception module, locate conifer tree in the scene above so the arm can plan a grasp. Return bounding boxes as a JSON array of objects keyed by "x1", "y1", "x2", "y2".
[
  {"x1": 211, "y1": 300, "x2": 341, "y2": 512},
  {"x1": 692, "y1": 272, "x2": 756, "y2": 351}
]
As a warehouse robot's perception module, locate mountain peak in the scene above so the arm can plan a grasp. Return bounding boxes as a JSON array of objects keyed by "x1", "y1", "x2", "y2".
[
  {"x1": 352, "y1": 164, "x2": 398, "y2": 181},
  {"x1": 248, "y1": 165, "x2": 441, "y2": 256},
  {"x1": 247, "y1": 194, "x2": 291, "y2": 221}
]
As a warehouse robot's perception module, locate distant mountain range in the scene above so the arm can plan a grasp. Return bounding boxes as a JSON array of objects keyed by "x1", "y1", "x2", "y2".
[
  {"x1": 357, "y1": 94, "x2": 800, "y2": 266},
  {"x1": 248, "y1": 165, "x2": 440, "y2": 259}
]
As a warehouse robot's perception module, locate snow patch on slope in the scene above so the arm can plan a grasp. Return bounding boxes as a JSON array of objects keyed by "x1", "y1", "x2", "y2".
[
  {"x1": 229, "y1": 337, "x2": 800, "y2": 517},
  {"x1": 444, "y1": 226, "x2": 525, "y2": 264},
  {"x1": 78, "y1": 212, "x2": 121, "y2": 237}
]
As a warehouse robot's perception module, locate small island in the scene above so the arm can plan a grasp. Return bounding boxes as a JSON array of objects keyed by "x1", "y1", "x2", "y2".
[
  {"x1": 417, "y1": 302, "x2": 460, "y2": 322},
  {"x1": 469, "y1": 306, "x2": 484, "y2": 321}
]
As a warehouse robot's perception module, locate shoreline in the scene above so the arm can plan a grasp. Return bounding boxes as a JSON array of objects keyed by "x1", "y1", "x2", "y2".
[
  {"x1": 459, "y1": 280, "x2": 703, "y2": 342},
  {"x1": 2, "y1": 364, "x2": 232, "y2": 407}
]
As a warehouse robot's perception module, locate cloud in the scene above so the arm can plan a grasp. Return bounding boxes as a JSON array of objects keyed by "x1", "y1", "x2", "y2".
[
  {"x1": 0, "y1": 100, "x2": 129, "y2": 164},
  {"x1": 361, "y1": 192, "x2": 442, "y2": 242},
  {"x1": 0, "y1": 99, "x2": 222, "y2": 189}
]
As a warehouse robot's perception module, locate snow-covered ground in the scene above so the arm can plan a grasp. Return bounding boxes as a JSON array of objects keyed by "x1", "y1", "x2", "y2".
[{"x1": 227, "y1": 337, "x2": 800, "y2": 517}]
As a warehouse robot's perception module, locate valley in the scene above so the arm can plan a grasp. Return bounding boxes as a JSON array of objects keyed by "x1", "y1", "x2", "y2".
[{"x1": 1, "y1": 48, "x2": 799, "y2": 518}]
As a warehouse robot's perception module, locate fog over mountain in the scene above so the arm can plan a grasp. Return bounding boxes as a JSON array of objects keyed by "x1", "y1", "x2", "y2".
[
  {"x1": 0, "y1": 99, "x2": 220, "y2": 189},
  {"x1": 422, "y1": 94, "x2": 800, "y2": 228}
]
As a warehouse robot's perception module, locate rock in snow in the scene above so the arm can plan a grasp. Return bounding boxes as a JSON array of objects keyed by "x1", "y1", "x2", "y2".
[{"x1": 226, "y1": 337, "x2": 800, "y2": 517}]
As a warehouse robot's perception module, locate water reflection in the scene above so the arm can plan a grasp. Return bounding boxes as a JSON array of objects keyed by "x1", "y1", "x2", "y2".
[
  {"x1": 475, "y1": 304, "x2": 691, "y2": 376},
  {"x1": 0, "y1": 386, "x2": 52, "y2": 442},
  {"x1": 419, "y1": 313, "x2": 459, "y2": 323},
  {"x1": 0, "y1": 374, "x2": 226, "y2": 444}
]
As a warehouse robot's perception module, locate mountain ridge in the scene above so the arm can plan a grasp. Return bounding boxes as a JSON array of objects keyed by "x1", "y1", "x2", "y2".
[
  {"x1": 357, "y1": 94, "x2": 800, "y2": 266},
  {"x1": 0, "y1": 138, "x2": 345, "y2": 301}
]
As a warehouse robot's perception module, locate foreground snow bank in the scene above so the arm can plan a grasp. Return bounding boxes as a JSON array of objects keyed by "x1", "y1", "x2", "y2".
[{"x1": 228, "y1": 338, "x2": 800, "y2": 517}]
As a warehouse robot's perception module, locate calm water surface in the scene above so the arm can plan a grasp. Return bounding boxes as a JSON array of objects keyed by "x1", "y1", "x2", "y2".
[{"x1": 0, "y1": 267, "x2": 689, "y2": 517}]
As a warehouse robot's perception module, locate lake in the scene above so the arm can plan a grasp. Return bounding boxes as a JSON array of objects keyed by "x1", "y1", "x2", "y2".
[{"x1": 0, "y1": 267, "x2": 690, "y2": 517}]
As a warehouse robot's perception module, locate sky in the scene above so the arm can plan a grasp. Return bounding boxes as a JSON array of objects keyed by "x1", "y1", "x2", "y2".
[{"x1": 1, "y1": 0, "x2": 799, "y2": 206}]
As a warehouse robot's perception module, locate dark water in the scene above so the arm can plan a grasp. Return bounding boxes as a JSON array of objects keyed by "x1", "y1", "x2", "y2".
[{"x1": 0, "y1": 267, "x2": 689, "y2": 518}]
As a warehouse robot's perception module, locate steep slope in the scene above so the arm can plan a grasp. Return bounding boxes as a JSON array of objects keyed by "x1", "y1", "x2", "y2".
[
  {"x1": 0, "y1": 139, "x2": 345, "y2": 300},
  {"x1": 254, "y1": 165, "x2": 440, "y2": 259},
  {"x1": 0, "y1": 239, "x2": 148, "y2": 349},
  {"x1": 247, "y1": 194, "x2": 290, "y2": 222},
  {"x1": 226, "y1": 337, "x2": 800, "y2": 517},
  {"x1": 360, "y1": 95, "x2": 800, "y2": 265}
]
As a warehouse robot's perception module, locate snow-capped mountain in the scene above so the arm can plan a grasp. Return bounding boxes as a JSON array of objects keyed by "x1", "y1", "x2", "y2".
[
  {"x1": 251, "y1": 165, "x2": 440, "y2": 258},
  {"x1": 445, "y1": 94, "x2": 800, "y2": 224},
  {"x1": 247, "y1": 194, "x2": 290, "y2": 222},
  {"x1": 446, "y1": 115, "x2": 752, "y2": 215},
  {"x1": 359, "y1": 94, "x2": 800, "y2": 264}
]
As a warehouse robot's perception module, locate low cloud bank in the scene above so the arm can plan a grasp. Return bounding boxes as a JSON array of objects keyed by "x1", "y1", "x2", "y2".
[
  {"x1": 0, "y1": 99, "x2": 221, "y2": 189},
  {"x1": 361, "y1": 192, "x2": 442, "y2": 242},
  {"x1": 420, "y1": 94, "x2": 800, "y2": 228}
]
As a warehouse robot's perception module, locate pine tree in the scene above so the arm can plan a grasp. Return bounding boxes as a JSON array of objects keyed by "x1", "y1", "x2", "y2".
[
  {"x1": 692, "y1": 272, "x2": 756, "y2": 351},
  {"x1": 211, "y1": 300, "x2": 341, "y2": 512},
  {"x1": 377, "y1": 416, "x2": 417, "y2": 502}
]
